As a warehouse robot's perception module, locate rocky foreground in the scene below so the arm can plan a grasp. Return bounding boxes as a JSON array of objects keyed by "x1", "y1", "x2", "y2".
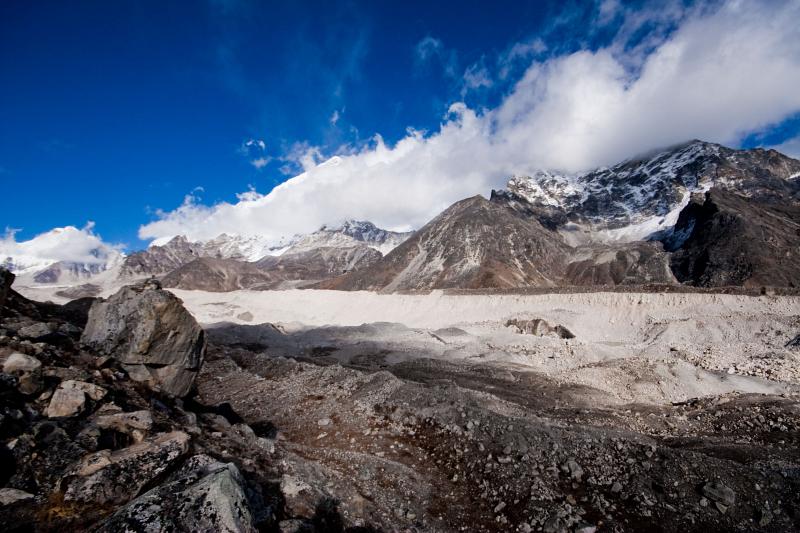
[{"x1": 1, "y1": 269, "x2": 799, "y2": 532}]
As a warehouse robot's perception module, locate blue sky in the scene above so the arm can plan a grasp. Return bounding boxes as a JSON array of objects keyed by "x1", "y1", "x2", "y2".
[{"x1": 2, "y1": 0, "x2": 800, "y2": 253}]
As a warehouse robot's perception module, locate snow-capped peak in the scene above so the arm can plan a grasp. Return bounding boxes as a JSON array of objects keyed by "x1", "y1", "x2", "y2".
[
  {"x1": 0, "y1": 225, "x2": 124, "y2": 281},
  {"x1": 500, "y1": 140, "x2": 800, "y2": 245}
]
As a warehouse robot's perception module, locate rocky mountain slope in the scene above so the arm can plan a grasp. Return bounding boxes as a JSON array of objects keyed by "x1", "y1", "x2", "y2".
[
  {"x1": 323, "y1": 142, "x2": 799, "y2": 291},
  {"x1": 321, "y1": 196, "x2": 572, "y2": 291},
  {"x1": 158, "y1": 245, "x2": 382, "y2": 292},
  {"x1": 118, "y1": 220, "x2": 409, "y2": 282},
  {"x1": 321, "y1": 197, "x2": 678, "y2": 291},
  {"x1": 287, "y1": 220, "x2": 412, "y2": 256},
  {"x1": 257, "y1": 245, "x2": 382, "y2": 283},
  {"x1": 493, "y1": 140, "x2": 800, "y2": 244},
  {"x1": 160, "y1": 257, "x2": 279, "y2": 292},
  {"x1": 669, "y1": 188, "x2": 800, "y2": 287}
]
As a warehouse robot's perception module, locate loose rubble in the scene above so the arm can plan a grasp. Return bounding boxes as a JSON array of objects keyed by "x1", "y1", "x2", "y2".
[{"x1": 1, "y1": 266, "x2": 799, "y2": 531}]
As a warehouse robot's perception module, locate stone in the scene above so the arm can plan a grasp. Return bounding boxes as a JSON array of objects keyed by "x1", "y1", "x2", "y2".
[
  {"x1": 278, "y1": 519, "x2": 312, "y2": 533},
  {"x1": 0, "y1": 488, "x2": 34, "y2": 506},
  {"x1": 95, "y1": 454, "x2": 256, "y2": 533},
  {"x1": 62, "y1": 431, "x2": 190, "y2": 505},
  {"x1": 61, "y1": 379, "x2": 107, "y2": 401},
  {"x1": 2, "y1": 352, "x2": 41, "y2": 374},
  {"x1": 18, "y1": 322, "x2": 55, "y2": 339},
  {"x1": 701, "y1": 481, "x2": 736, "y2": 507},
  {"x1": 81, "y1": 280, "x2": 206, "y2": 397},
  {"x1": 506, "y1": 318, "x2": 575, "y2": 339},
  {"x1": 45, "y1": 386, "x2": 86, "y2": 418},
  {"x1": 3, "y1": 352, "x2": 43, "y2": 395},
  {"x1": 95, "y1": 410, "x2": 154, "y2": 443},
  {"x1": 566, "y1": 459, "x2": 584, "y2": 482},
  {"x1": 280, "y1": 474, "x2": 322, "y2": 518}
]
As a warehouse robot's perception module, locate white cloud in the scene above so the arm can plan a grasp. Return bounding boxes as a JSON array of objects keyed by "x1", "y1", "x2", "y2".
[
  {"x1": 1, "y1": 223, "x2": 123, "y2": 273},
  {"x1": 243, "y1": 138, "x2": 266, "y2": 151},
  {"x1": 330, "y1": 109, "x2": 340, "y2": 125},
  {"x1": 250, "y1": 157, "x2": 270, "y2": 169},
  {"x1": 140, "y1": 0, "x2": 800, "y2": 245},
  {"x1": 462, "y1": 63, "x2": 493, "y2": 96},
  {"x1": 414, "y1": 36, "x2": 458, "y2": 78},
  {"x1": 239, "y1": 138, "x2": 270, "y2": 170}
]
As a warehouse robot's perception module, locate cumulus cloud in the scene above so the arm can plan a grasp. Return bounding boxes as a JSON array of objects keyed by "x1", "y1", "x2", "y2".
[
  {"x1": 1, "y1": 223, "x2": 122, "y2": 272},
  {"x1": 140, "y1": 0, "x2": 800, "y2": 245}
]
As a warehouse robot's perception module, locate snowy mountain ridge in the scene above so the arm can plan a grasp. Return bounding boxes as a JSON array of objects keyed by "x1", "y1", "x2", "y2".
[{"x1": 496, "y1": 140, "x2": 800, "y2": 245}]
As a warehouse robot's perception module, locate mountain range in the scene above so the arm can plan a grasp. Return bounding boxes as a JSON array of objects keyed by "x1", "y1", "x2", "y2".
[{"x1": 7, "y1": 140, "x2": 800, "y2": 293}]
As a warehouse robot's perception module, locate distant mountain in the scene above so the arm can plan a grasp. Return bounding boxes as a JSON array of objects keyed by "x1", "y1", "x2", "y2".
[
  {"x1": 161, "y1": 245, "x2": 383, "y2": 292},
  {"x1": 120, "y1": 220, "x2": 411, "y2": 280},
  {"x1": 320, "y1": 196, "x2": 677, "y2": 291},
  {"x1": 119, "y1": 236, "x2": 205, "y2": 278},
  {"x1": 257, "y1": 244, "x2": 382, "y2": 284},
  {"x1": 320, "y1": 196, "x2": 571, "y2": 290},
  {"x1": 493, "y1": 140, "x2": 800, "y2": 245},
  {"x1": 1, "y1": 226, "x2": 124, "y2": 285},
  {"x1": 161, "y1": 257, "x2": 278, "y2": 292},
  {"x1": 283, "y1": 220, "x2": 412, "y2": 256},
  {"x1": 323, "y1": 141, "x2": 800, "y2": 291}
]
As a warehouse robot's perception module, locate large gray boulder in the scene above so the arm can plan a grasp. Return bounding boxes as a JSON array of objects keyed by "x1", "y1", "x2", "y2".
[
  {"x1": 94, "y1": 454, "x2": 256, "y2": 532},
  {"x1": 81, "y1": 279, "x2": 206, "y2": 397}
]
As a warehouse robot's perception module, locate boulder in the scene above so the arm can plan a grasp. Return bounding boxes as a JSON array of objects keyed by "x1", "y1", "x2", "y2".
[
  {"x1": 94, "y1": 410, "x2": 153, "y2": 443},
  {"x1": 95, "y1": 454, "x2": 256, "y2": 532},
  {"x1": 2, "y1": 353, "x2": 41, "y2": 374},
  {"x1": 0, "y1": 488, "x2": 34, "y2": 506},
  {"x1": 506, "y1": 318, "x2": 575, "y2": 339},
  {"x1": 701, "y1": 481, "x2": 736, "y2": 507},
  {"x1": 61, "y1": 379, "x2": 107, "y2": 401},
  {"x1": 2, "y1": 353, "x2": 43, "y2": 395},
  {"x1": 62, "y1": 431, "x2": 190, "y2": 505},
  {"x1": 45, "y1": 380, "x2": 107, "y2": 418},
  {"x1": 81, "y1": 279, "x2": 206, "y2": 397},
  {"x1": 46, "y1": 386, "x2": 87, "y2": 418}
]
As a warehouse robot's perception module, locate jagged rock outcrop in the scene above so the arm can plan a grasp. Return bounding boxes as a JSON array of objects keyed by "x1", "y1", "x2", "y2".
[
  {"x1": 81, "y1": 279, "x2": 206, "y2": 397},
  {"x1": 95, "y1": 454, "x2": 256, "y2": 532},
  {"x1": 669, "y1": 188, "x2": 800, "y2": 287}
]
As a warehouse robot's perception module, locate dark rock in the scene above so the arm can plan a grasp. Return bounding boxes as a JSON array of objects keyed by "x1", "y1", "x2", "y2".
[
  {"x1": 94, "y1": 454, "x2": 256, "y2": 532},
  {"x1": 62, "y1": 431, "x2": 190, "y2": 505},
  {"x1": 670, "y1": 188, "x2": 800, "y2": 287},
  {"x1": 701, "y1": 481, "x2": 736, "y2": 507}
]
